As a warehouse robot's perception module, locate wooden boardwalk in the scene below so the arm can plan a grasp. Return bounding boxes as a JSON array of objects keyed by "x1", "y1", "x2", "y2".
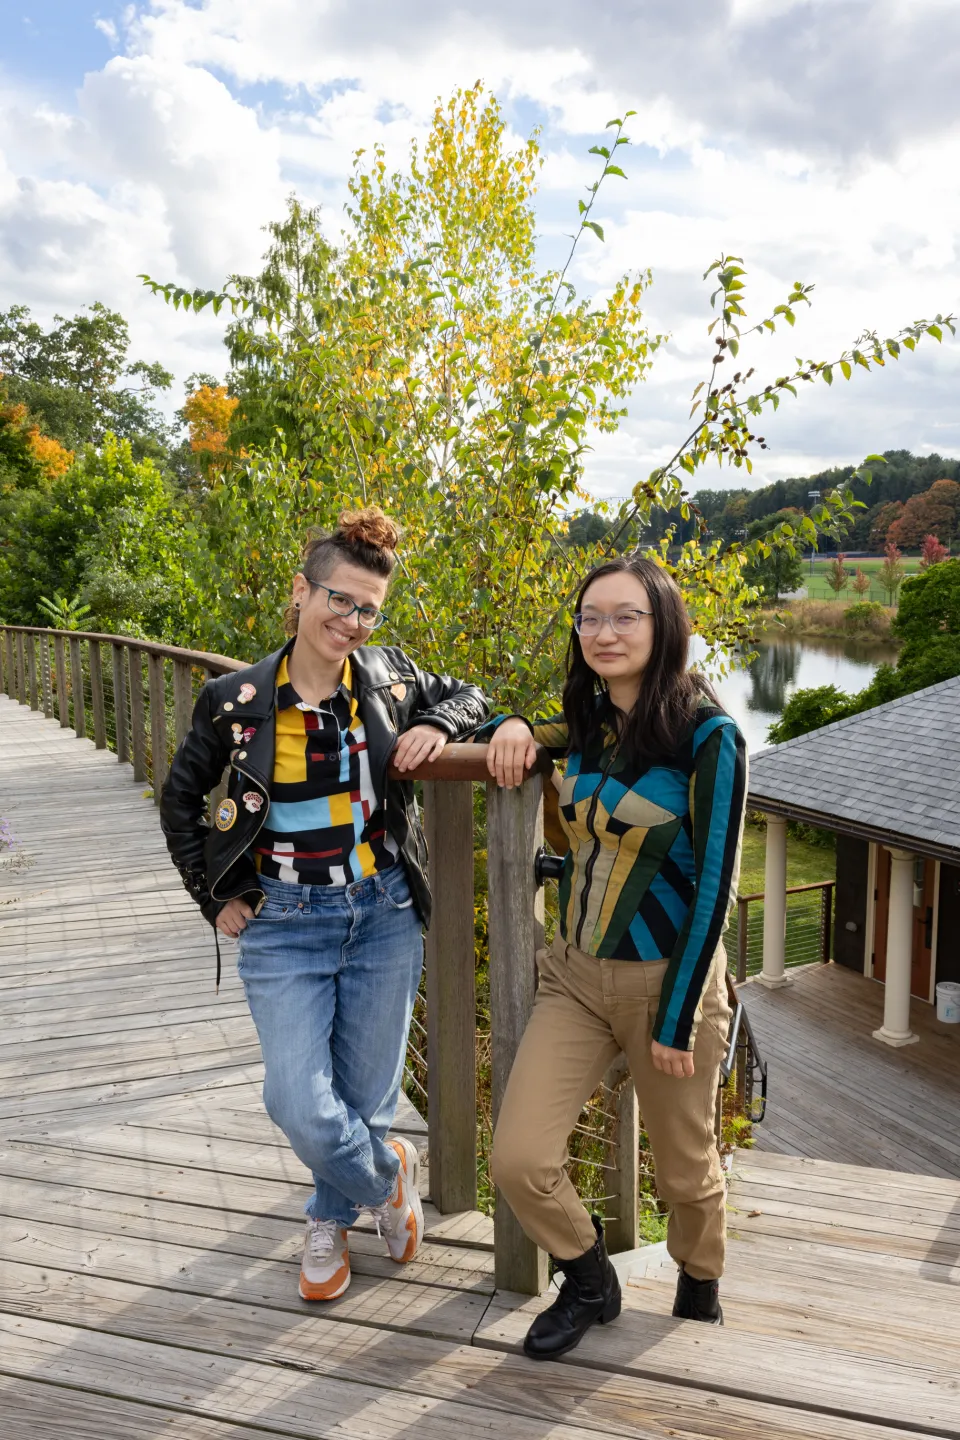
[
  {"x1": 2, "y1": 692, "x2": 960, "y2": 1440},
  {"x1": 742, "y1": 963, "x2": 960, "y2": 1176}
]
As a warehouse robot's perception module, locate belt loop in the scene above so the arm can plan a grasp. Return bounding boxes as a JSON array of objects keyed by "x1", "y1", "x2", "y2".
[{"x1": 301, "y1": 882, "x2": 311, "y2": 913}]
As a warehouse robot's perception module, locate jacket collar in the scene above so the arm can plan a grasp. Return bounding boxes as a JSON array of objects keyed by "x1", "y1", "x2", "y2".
[{"x1": 212, "y1": 640, "x2": 413, "y2": 721}]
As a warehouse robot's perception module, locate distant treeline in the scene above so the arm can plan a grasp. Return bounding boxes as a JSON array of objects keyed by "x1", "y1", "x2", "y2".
[{"x1": 566, "y1": 450, "x2": 960, "y2": 553}]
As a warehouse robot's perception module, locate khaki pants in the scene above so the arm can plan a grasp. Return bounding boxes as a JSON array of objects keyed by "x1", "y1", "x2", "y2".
[{"x1": 491, "y1": 932, "x2": 731, "y2": 1279}]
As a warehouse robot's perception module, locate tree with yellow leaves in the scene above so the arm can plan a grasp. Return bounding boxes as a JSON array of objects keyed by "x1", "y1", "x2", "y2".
[
  {"x1": 144, "y1": 86, "x2": 953, "y2": 702},
  {"x1": 182, "y1": 383, "x2": 239, "y2": 483}
]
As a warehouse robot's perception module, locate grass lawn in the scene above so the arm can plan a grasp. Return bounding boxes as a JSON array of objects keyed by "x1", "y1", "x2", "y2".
[
  {"x1": 739, "y1": 819, "x2": 834, "y2": 896},
  {"x1": 732, "y1": 821, "x2": 836, "y2": 976}
]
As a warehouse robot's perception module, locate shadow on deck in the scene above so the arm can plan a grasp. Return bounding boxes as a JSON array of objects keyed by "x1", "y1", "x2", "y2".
[{"x1": 1, "y1": 695, "x2": 960, "y2": 1440}]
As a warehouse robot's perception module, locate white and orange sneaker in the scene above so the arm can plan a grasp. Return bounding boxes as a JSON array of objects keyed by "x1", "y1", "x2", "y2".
[
  {"x1": 369, "y1": 1137, "x2": 424, "y2": 1263},
  {"x1": 298, "y1": 1218, "x2": 351, "y2": 1301}
]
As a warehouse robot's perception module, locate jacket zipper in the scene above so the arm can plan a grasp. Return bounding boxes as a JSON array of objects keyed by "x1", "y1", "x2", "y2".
[
  {"x1": 209, "y1": 761, "x2": 271, "y2": 902},
  {"x1": 574, "y1": 736, "x2": 621, "y2": 949}
]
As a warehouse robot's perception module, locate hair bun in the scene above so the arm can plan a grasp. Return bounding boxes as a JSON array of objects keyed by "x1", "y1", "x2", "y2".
[{"x1": 336, "y1": 507, "x2": 400, "y2": 553}]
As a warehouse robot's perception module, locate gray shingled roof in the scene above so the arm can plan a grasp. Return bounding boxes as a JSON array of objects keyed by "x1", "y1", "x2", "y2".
[{"x1": 748, "y1": 674, "x2": 960, "y2": 860}]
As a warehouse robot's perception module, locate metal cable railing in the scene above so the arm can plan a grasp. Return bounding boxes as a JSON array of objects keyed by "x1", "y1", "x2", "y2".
[{"x1": 727, "y1": 880, "x2": 834, "y2": 981}]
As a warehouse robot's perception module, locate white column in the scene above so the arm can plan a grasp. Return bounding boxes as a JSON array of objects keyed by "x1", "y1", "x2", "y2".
[
  {"x1": 757, "y1": 814, "x2": 791, "y2": 989},
  {"x1": 873, "y1": 847, "x2": 919, "y2": 1047}
]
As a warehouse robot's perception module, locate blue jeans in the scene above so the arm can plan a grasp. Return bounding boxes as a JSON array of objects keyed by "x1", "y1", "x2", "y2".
[{"x1": 237, "y1": 865, "x2": 424, "y2": 1226}]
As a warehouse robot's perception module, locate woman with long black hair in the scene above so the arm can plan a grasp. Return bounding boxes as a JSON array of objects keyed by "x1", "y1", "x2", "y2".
[{"x1": 484, "y1": 554, "x2": 747, "y2": 1361}]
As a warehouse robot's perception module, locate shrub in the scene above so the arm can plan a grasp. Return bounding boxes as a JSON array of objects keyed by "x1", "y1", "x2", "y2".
[
  {"x1": 767, "y1": 684, "x2": 859, "y2": 743},
  {"x1": 843, "y1": 600, "x2": 888, "y2": 633}
]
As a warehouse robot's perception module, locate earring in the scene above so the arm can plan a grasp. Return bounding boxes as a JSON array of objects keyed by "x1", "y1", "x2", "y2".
[{"x1": 295, "y1": 602, "x2": 301, "y2": 610}]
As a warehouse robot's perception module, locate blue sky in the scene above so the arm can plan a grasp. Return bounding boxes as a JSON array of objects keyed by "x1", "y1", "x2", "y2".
[
  {"x1": 3, "y1": 3, "x2": 117, "y2": 92},
  {"x1": 2, "y1": 1, "x2": 959, "y2": 498}
]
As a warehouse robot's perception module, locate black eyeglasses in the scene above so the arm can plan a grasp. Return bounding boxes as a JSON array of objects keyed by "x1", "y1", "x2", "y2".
[
  {"x1": 573, "y1": 610, "x2": 653, "y2": 637},
  {"x1": 307, "y1": 581, "x2": 387, "y2": 630}
]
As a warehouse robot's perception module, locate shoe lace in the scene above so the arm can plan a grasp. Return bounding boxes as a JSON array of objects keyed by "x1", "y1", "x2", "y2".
[
  {"x1": 306, "y1": 1217, "x2": 340, "y2": 1261},
  {"x1": 363, "y1": 1193, "x2": 395, "y2": 1239}
]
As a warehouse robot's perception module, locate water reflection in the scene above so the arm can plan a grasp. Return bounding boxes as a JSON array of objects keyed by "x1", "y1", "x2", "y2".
[
  {"x1": 693, "y1": 634, "x2": 899, "y2": 755},
  {"x1": 745, "y1": 640, "x2": 800, "y2": 715}
]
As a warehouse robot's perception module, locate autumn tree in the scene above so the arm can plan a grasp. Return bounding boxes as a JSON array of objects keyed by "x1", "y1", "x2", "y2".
[
  {"x1": 851, "y1": 567, "x2": 871, "y2": 599},
  {"x1": 870, "y1": 500, "x2": 903, "y2": 549},
  {"x1": 887, "y1": 478, "x2": 960, "y2": 549},
  {"x1": 182, "y1": 382, "x2": 239, "y2": 484},
  {"x1": 825, "y1": 552, "x2": 850, "y2": 597},
  {"x1": 0, "y1": 395, "x2": 74, "y2": 486},
  {"x1": 920, "y1": 533, "x2": 950, "y2": 569},
  {"x1": 878, "y1": 541, "x2": 906, "y2": 604}
]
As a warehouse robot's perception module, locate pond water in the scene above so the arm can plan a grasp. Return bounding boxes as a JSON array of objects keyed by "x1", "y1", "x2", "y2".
[{"x1": 695, "y1": 635, "x2": 900, "y2": 755}]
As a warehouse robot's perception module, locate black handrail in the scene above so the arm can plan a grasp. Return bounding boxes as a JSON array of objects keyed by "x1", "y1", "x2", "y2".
[{"x1": 721, "y1": 996, "x2": 768, "y2": 1123}]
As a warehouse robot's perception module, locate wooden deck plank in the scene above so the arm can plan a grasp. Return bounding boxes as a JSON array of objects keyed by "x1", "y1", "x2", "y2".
[
  {"x1": 477, "y1": 1290, "x2": 960, "y2": 1435},
  {"x1": 0, "y1": 1269, "x2": 933, "y2": 1440},
  {"x1": 742, "y1": 965, "x2": 960, "y2": 1178},
  {"x1": 6, "y1": 691, "x2": 960, "y2": 1440}
]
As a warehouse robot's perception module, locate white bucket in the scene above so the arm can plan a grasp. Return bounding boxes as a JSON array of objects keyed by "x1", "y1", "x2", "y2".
[{"x1": 935, "y1": 981, "x2": 960, "y2": 1023}]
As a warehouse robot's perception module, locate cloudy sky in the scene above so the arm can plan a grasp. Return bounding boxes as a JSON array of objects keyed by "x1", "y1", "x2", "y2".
[{"x1": 2, "y1": 0, "x2": 959, "y2": 499}]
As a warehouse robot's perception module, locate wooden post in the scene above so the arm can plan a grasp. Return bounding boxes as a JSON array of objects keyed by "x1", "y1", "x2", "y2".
[
  {"x1": 4, "y1": 631, "x2": 16, "y2": 699},
  {"x1": 486, "y1": 777, "x2": 549, "y2": 1296},
  {"x1": 15, "y1": 631, "x2": 26, "y2": 704},
  {"x1": 128, "y1": 648, "x2": 147, "y2": 783},
  {"x1": 736, "y1": 896, "x2": 749, "y2": 983},
  {"x1": 88, "y1": 641, "x2": 107, "y2": 749},
  {"x1": 112, "y1": 644, "x2": 129, "y2": 763},
  {"x1": 603, "y1": 1054, "x2": 639, "y2": 1254},
  {"x1": 26, "y1": 634, "x2": 38, "y2": 710},
  {"x1": 423, "y1": 780, "x2": 477, "y2": 1214},
  {"x1": 0, "y1": 629, "x2": 5, "y2": 695},
  {"x1": 53, "y1": 635, "x2": 69, "y2": 728},
  {"x1": 173, "y1": 660, "x2": 195, "y2": 747},
  {"x1": 69, "y1": 637, "x2": 85, "y2": 737},
  {"x1": 820, "y1": 882, "x2": 833, "y2": 964},
  {"x1": 147, "y1": 651, "x2": 168, "y2": 801},
  {"x1": 40, "y1": 636, "x2": 53, "y2": 718}
]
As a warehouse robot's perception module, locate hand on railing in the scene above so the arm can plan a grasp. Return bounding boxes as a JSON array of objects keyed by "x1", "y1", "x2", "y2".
[{"x1": 486, "y1": 717, "x2": 538, "y2": 789}]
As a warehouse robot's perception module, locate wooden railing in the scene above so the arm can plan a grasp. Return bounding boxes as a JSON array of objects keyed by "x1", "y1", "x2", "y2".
[{"x1": 0, "y1": 622, "x2": 758, "y2": 1295}]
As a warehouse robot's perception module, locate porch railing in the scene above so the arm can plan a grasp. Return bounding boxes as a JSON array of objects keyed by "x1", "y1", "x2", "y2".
[
  {"x1": 1, "y1": 622, "x2": 764, "y2": 1294},
  {"x1": 728, "y1": 879, "x2": 834, "y2": 982}
]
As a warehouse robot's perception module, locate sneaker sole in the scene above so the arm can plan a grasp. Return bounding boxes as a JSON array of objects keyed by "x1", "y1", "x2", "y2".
[
  {"x1": 389, "y1": 1136, "x2": 424, "y2": 1264},
  {"x1": 298, "y1": 1267, "x2": 352, "y2": 1302}
]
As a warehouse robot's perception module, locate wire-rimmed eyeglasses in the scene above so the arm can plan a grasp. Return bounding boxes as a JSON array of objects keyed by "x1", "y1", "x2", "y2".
[
  {"x1": 573, "y1": 609, "x2": 653, "y2": 637},
  {"x1": 307, "y1": 580, "x2": 387, "y2": 630}
]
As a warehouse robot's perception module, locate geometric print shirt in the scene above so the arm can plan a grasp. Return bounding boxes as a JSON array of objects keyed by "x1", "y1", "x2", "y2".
[
  {"x1": 515, "y1": 700, "x2": 747, "y2": 1051},
  {"x1": 252, "y1": 653, "x2": 399, "y2": 887}
]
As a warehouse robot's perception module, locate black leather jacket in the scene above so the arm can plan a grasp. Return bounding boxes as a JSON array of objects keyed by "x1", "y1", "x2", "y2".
[{"x1": 159, "y1": 641, "x2": 488, "y2": 931}]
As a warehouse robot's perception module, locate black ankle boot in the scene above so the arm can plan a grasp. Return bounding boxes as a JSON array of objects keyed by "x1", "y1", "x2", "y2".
[
  {"x1": 672, "y1": 1266, "x2": 723, "y2": 1325},
  {"x1": 523, "y1": 1216, "x2": 622, "y2": 1361}
]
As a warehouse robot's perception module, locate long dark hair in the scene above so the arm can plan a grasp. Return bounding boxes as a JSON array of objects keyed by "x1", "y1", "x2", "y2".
[{"x1": 562, "y1": 556, "x2": 719, "y2": 766}]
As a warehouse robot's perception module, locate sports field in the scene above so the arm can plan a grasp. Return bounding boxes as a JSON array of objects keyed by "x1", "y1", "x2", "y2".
[{"x1": 800, "y1": 554, "x2": 921, "y2": 602}]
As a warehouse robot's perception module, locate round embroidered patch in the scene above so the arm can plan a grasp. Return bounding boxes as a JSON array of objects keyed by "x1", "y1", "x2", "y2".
[{"x1": 215, "y1": 798, "x2": 238, "y2": 831}]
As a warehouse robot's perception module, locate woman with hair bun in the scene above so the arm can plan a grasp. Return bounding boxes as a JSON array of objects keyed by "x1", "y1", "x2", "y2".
[{"x1": 161, "y1": 508, "x2": 488, "y2": 1302}]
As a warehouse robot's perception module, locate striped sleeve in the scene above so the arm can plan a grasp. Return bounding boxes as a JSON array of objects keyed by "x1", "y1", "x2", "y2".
[
  {"x1": 652, "y1": 717, "x2": 748, "y2": 1050},
  {"x1": 476, "y1": 712, "x2": 569, "y2": 757}
]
